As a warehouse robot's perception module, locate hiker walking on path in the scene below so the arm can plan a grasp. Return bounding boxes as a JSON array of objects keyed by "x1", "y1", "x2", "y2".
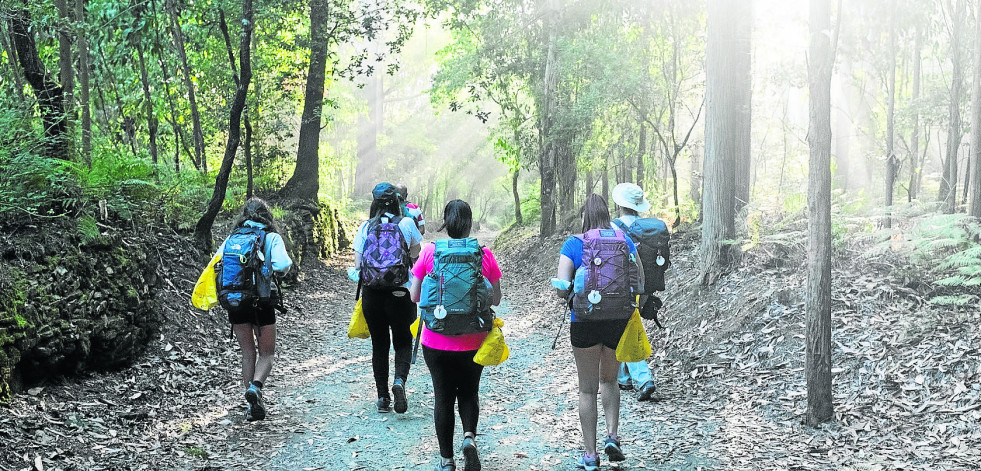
[
  {"x1": 395, "y1": 183, "x2": 426, "y2": 236},
  {"x1": 409, "y1": 199, "x2": 502, "y2": 471},
  {"x1": 353, "y1": 182, "x2": 423, "y2": 414},
  {"x1": 611, "y1": 182, "x2": 670, "y2": 402},
  {"x1": 554, "y1": 193, "x2": 644, "y2": 471},
  {"x1": 214, "y1": 197, "x2": 293, "y2": 421}
]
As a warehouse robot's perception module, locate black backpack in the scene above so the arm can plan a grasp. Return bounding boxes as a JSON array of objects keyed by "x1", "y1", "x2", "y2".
[{"x1": 613, "y1": 218, "x2": 670, "y2": 293}]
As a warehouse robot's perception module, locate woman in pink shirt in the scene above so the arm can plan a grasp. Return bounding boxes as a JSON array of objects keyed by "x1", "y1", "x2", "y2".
[{"x1": 410, "y1": 200, "x2": 503, "y2": 471}]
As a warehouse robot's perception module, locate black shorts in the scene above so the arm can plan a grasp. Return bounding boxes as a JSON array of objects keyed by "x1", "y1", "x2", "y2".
[
  {"x1": 228, "y1": 304, "x2": 276, "y2": 326},
  {"x1": 570, "y1": 318, "x2": 630, "y2": 349}
]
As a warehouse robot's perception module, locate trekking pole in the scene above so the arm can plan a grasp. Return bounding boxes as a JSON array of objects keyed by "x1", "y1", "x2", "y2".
[
  {"x1": 410, "y1": 307, "x2": 423, "y2": 364},
  {"x1": 551, "y1": 310, "x2": 567, "y2": 350}
]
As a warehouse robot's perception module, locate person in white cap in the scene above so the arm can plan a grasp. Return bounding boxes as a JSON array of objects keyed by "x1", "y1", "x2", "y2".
[{"x1": 610, "y1": 182, "x2": 671, "y2": 402}]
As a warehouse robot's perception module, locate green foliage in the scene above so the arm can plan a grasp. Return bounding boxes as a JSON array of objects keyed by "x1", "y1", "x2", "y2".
[{"x1": 908, "y1": 214, "x2": 981, "y2": 306}]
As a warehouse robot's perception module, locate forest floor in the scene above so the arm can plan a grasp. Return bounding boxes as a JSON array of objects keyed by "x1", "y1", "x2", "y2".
[{"x1": 2, "y1": 224, "x2": 981, "y2": 471}]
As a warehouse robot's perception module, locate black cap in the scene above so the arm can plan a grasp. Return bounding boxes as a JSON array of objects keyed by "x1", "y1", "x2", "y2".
[{"x1": 372, "y1": 182, "x2": 398, "y2": 201}]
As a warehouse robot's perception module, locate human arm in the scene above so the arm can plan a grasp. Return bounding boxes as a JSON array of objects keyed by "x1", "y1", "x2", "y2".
[
  {"x1": 490, "y1": 280, "x2": 502, "y2": 306},
  {"x1": 267, "y1": 233, "x2": 293, "y2": 274},
  {"x1": 555, "y1": 254, "x2": 575, "y2": 299},
  {"x1": 409, "y1": 275, "x2": 422, "y2": 303},
  {"x1": 480, "y1": 248, "x2": 504, "y2": 306}
]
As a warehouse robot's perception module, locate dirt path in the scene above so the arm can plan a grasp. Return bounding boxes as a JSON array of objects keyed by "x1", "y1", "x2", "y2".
[{"x1": 202, "y1": 231, "x2": 677, "y2": 470}]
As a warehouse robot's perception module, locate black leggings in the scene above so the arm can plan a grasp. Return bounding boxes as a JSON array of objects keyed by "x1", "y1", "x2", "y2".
[
  {"x1": 423, "y1": 346, "x2": 484, "y2": 459},
  {"x1": 361, "y1": 287, "x2": 416, "y2": 398}
]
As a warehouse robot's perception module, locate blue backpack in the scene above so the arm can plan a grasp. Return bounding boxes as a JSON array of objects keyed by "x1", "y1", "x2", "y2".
[
  {"x1": 419, "y1": 238, "x2": 493, "y2": 335},
  {"x1": 216, "y1": 226, "x2": 274, "y2": 311}
]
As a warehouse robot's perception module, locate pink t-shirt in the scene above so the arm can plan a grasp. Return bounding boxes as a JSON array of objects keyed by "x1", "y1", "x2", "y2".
[{"x1": 412, "y1": 242, "x2": 503, "y2": 351}]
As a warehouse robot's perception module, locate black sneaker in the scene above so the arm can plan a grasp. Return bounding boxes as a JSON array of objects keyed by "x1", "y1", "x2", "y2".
[
  {"x1": 461, "y1": 436, "x2": 480, "y2": 471},
  {"x1": 392, "y1": 378, "x2": 408, "y2": 414},
  {"x1": 603, "y1": 435, "x2": 625, "y2": 462},
  {"x1": 618, "y1": 381, "x2": 633, "y2": 391},
  {"x1": 637, "y1": 380, "x2": 656, "y2": 402},
  {"x1": 377, "y1": 397, "x2": 392, "y2": 413},
  {"x1": 245, "y1": 384, "x2": 265, "y2": 421}
]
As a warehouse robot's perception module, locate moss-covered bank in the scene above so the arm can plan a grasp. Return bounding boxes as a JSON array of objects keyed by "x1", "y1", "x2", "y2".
[{"x1": 0, "y1": 216, "x2": 160, "y2": 402}]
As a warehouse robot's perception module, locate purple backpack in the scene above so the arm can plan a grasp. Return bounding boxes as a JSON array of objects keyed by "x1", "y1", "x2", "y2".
[
  {"x1": 570, "y1": 228, "x2": 639, "y2": 321},
  {"x1": 361, "y1": 216, "x2": 411, "y2": 288}
]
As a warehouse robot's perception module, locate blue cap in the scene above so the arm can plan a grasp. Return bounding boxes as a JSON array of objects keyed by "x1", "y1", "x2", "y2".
[{"x1": 372, "y1": 182, "x2": 398, "y2": 201}]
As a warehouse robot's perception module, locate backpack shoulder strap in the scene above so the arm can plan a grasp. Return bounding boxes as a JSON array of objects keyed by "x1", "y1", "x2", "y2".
[{"x1": 612, "y1": 219, "x2": 629, "y2": 233}]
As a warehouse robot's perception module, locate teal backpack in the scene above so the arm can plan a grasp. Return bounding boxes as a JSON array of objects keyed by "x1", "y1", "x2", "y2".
[{"x1": 419, "y1": 238, "x2": 493, "y2": 335}]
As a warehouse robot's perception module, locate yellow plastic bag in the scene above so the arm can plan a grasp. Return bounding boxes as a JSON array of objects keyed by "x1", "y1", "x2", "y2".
[
  {"x1": 616, "y1": 309, "x2": 652, "y2": 362},
  {"x1": 191, "y1": 253, "x2": 221, "y2": 310},
  {"x1": 473, "y1": 318, "x2": 509, "y2": 366},
  {"x1": 348, "y1": 299, "x2": 370, "y2": 339},
  {"x1": 409, "y1": 316, "x2": 421, "y2": 338}
]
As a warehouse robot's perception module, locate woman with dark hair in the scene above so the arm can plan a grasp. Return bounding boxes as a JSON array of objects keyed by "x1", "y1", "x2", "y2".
[
  {"x1": 553, "y1": 194, "x2": 643, "y2": 471},
  {"x1": 353, "y1": 182, "x2": 423, "y2": 414},
  {"x1": 213, "y1": 197, "x2": 292, "y2": 421},
  {"x1": 409, "y1": 200, "x2": 503, "y2": 471}
]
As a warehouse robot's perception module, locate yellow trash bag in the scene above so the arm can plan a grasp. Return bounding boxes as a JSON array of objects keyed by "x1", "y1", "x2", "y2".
[
  {"x1": 616, "y1": 309, "x2": 652, "y2": 362},
  {"x1": 191, "y1": 253, "x2": 221, "y2": 310},
  {"x1": 410, "y1": 316, "x2": 421, "y2": 338},
  {"x1": 473, "y1": 318, "x2": 509, "y2": 366},
  {"x1": 348, "y1": 299, "x2": 370, "y2": 339}
]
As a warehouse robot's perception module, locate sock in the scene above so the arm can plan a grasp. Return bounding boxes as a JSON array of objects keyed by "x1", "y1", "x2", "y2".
[{"x1": 251, "y1": 380, "x2": 263, "y2": 389}]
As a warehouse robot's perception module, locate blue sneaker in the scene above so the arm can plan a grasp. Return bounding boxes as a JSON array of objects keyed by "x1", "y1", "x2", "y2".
[
  {"x1": 245, "y1": 383, "x2": 265, "y2": 421},
  {"x1": 575, "y1": 453, "x2": 599, "y2": 471},
  {"x1": 603, "y1": 435, "x2": 625, "y2": 462},
  {"x1": 461, "y1": 436, "x2": 480, "y2": 471}
]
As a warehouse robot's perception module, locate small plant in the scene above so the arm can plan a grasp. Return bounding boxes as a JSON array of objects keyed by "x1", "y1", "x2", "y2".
[
  {"x1": 910, "y1": 213, "x2": 981, "y2": 306},
  {"x1": 185, "y1": 446, "x2": 209, "y2": 459}
]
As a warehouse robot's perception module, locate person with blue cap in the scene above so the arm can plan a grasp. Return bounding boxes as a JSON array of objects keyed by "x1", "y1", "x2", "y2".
[{"x1": 352, "y1": 182, "x2": 423, "y2": 413}]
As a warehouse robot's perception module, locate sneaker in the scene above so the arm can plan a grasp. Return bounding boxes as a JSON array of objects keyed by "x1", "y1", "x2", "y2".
[
  {"x1": 392, "y1": 378, "x2": 408, "y2": 414},
  {"x1": 575, "y1": 453, "x2": 599, "y2": 471},
  {"x1": 245, "y1": 384, "x2": 265, "y2": 421},
  {"x1": 377, "y1": 397, "x2": 392, "y2": 413},
  {"x1": 618, "y1": 381, "x2": 633, "y2": 391},
  {"x1": 637, "y1": 380, "x2": 656, "y2": 402},
  {"x1": 435, "y1": 457, "x2": 456, "y2": 471},
  {"x1": 604, "y1": 435, "x2": 625, "y2": 462},
  {"x1": 461, "y1": 436, "x2": 480, "y2": 471}
]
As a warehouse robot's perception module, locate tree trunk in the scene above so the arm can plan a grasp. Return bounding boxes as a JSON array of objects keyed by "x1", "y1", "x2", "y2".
[
  {"x1": 1, "y1": 21, "x2": 29, "y2": 104},
  {"x1": 602, "y1": 157, "x2": 609, "y2": 202},
  {"x1": 136, "y1": 41, "x2": 159, "y2": 164},
  {"x1": 969, "y1": 0, "x2": 981, "y2": 217},
  {"x1": 806, "y1": 0, "x2": 834, "y2": 428},
  {"x1": 219, "y1": 7, "x2": 253, "y2": 198},
  {"x1": 909, "y1": 24, "x2": 921, "y2": 202},
  {"x1": 167, "y1": 0, "x2": 206, "y2": 172},
  {"x1": 884, "y1": 2, "x2": 897, "y2": 227},
  {"x1": 76, "y1": 0, "x2": 91, "y2": 165},
  {"x1": 732, "y1": 0, "x2": 753, "y2": 213},
  {"x1": 56, "y1": 0, "x2": 74, "y2": 110},
  {"x1": 699, "y1": 0, "x2": 743, "y2": 284},
  {"x1": 941, "y1": 0, "x2": 965, "y2": 214},
  {"x1": 11, "y1": 5, "x2": 69, "y2": 160},
  {"x1": 557, "y1": 143, "x2": 577, "y2": 219},
  {"x1": 194, "y1": 0, "x2": 253, "y2": 249},
  {"x1": 281, "y1": 0, "x2": 328, "y2": 202},
  {"x1": 512, "y1": 167, "x2": 522, "y2": 225},
  {"x1": 637, "y1": 122, "x2": 646, "y2": 191},
  {"x1": 538, "y1": 0, "x2": 559, "y2": 237}
]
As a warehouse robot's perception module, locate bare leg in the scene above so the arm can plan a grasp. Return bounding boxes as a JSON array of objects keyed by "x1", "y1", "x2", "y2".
[
  {"x1": 253, "y1": 324, "x2": 276, "y2": 384},
  {"x1": 597, "y1": 346, "x2": 621, "y2": 437},
  {"x1": 233, "y1": 323, "x2": 258, "y2": 388},
  {"x1": 573, "y1": 345, "x2": 602, "y2": 455}
]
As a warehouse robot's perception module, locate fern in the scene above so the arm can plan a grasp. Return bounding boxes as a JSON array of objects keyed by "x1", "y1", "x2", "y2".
[{"x1": 929, "y1": 295, "x2": 976, "y2": 306}]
